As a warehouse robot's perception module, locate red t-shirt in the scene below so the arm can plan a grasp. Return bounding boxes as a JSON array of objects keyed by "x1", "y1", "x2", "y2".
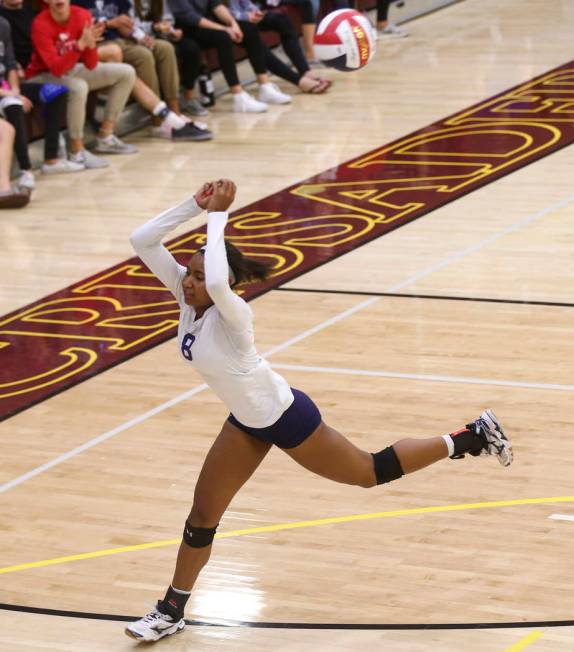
[{"x1": 26, "y1": 6, "x2": 98, "y2": 78}]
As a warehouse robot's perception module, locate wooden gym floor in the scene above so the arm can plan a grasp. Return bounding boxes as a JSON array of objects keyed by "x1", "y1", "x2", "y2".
[{"x1": 1, "y1": 0, "x2": 573, "y2": 650}]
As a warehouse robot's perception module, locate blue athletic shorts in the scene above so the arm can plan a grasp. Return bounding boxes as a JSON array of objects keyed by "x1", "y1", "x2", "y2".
[{"x1": 227, "y1": 388, "x2": 322, "y2": 449}]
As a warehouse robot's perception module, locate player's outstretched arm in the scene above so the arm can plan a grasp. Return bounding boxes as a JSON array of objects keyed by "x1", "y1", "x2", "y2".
[
  {"x1": 203, "y1": 180, "x2": 252, "y2": 327},
  {"x1": 130, "y1": 189, "x2": 207, "y2": 300}
]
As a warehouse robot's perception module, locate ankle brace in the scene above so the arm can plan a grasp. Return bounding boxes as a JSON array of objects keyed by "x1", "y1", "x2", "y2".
[
  {"x1": 448, "y1": 426, "x2": 483, "y2": 458},
  {"x1": 158, "y1": 585, "x2": 191, "y2": 620}
]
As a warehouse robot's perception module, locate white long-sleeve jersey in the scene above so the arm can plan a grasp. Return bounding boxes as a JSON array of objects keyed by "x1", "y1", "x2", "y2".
[{"x1": 130, "y1": 197, "x2": 294, "y2": 428}]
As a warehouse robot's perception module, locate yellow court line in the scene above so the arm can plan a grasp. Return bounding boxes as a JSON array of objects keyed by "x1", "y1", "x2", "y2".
[
  {"x1": 1, "y1": 496, "x2": 573, "y2": 575},
  {"x1": 504, "y1": 630, "x2": 544, "y2": 652}
]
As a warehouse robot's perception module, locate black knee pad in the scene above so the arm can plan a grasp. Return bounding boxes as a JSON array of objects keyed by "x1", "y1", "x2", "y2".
[
  {"x1": 371, "y1": 446, "x2": 404, "y2": 485},
  {"x1": 183, "y1": 521, "x2": 219, "y2": 548}
]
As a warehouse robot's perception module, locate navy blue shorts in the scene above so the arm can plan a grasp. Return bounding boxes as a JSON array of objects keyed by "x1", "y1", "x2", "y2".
[{"x1": 227, "y1": 388, "x2": 322, "y2": 449}]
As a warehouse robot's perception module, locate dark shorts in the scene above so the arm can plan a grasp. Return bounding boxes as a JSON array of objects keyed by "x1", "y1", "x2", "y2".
[{"x1": 227, "y1": 388, "x2": 322, "y2": 449}]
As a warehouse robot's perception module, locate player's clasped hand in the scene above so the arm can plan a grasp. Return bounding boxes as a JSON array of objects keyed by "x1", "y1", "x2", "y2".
[
  {"x1": 194, "y1": 181, "x2": 214, "y2": 209},
  {"x1": 195, "y1": 179, "x2": 236, "y2": 212}
]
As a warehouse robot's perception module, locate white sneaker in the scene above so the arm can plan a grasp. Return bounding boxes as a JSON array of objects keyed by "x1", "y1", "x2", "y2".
[
  {"x1": 125, "y1": 606, "x2": 185, "y2": 642},
  {"x1": 149, "y1": 122, "x2": 173, "y2": 139},
  {"x1": 378, "y1": 23, "x2": 409, "y2": 39},
  {"x1": 469, "y1": 409, "x2": 513, "y2": 467},
  {"x1": 41, "y1": 159, "x2": 84, "y2": 175},
  {"x1": 69, "y1": 149, "x2": 109, "y2": 169},
  {"x1": 18, "y1": 170, "x2": 35, "y2": 191},
  {"x1": 258, "y1": 82, "x2": 292, "y2": 105},
  {"x1": 233, "y1": 90, "x2": 268, "y2": 113}
]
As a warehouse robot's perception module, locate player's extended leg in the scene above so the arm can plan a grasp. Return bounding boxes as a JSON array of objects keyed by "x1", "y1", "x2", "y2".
[
  {"x1": 286, "y1": 410, "x2": 512, "y2": 488},
  {"x1": 125, "y1": 421, "x2": 272, "y2": 642}
]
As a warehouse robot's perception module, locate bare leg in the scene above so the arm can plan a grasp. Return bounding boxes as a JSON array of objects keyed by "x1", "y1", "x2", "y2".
[
  {"x1": 69, "y1": 138, "x2": 83, "y2": 155},
  {"x1": 302, "y1": 23, "x2": 316, "y2": 60},
  {"x1": 0, "y1": 120, "x2": 15, "y2": 191},
  {"x1": 285, "y1": 422, "x2": 449, "y2": 487},
  {"x1": 393, "y1": 437, "x2": 448, "y2": 473},
  {"x1": 171, "y1": 421, "x2": 272, "y2": 591},
  {"x1": 166, "y1": 98, "x2": 182, "y2": 115}
]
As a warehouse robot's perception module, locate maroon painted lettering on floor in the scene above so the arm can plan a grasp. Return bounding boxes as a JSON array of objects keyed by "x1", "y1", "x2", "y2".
[{"x1": 1, "y1": 61, "x2": 573, "y2": 420}]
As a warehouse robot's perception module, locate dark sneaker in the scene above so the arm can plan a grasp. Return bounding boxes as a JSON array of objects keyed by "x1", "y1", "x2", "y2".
[
  {"x1": 125, "y1": 606, "x2": 185, "y2": 642},
  {"x1": 467, "y1": 409, "x2": 513, "y2": 467},
  {"x1": 172, "y1": 122, "x2": 213, "y2": 142}
]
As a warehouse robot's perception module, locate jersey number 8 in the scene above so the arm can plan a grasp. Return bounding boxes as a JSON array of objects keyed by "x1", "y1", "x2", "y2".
[{"x1": 181, "y1": 333, "x2": 196, "y2": 361}]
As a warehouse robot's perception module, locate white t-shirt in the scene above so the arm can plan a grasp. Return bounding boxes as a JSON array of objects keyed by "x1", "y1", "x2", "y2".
[{"x1": 130, "y1": 197, "x2": 294, "y2": 428}]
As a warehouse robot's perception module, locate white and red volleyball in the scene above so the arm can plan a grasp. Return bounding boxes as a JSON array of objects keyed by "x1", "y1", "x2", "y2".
[{"x1": 313, "y1": 9, "x2": 376, "y2": 72}]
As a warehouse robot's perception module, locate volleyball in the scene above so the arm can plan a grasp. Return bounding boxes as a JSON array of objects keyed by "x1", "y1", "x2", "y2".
[{"x1": 313, "y1": 9, "x2": 376, "y2": 72}]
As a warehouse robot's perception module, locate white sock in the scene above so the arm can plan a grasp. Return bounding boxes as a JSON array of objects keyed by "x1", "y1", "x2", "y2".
[
  {"x1": 152, "y1": 100, "x2": 168, "y2": 117},
  {"x1": 170, "y1": 585, "x2": 192, "y2": 595},
  {"x1": 152, "y1": 101, "x2": 187, "y2": 130},
  {"x1": 165, "y1": 111, "x2": 187, "y2": 130},
  {"x1": 442, "y1": 434, "x2": 455, "y2": 457}
]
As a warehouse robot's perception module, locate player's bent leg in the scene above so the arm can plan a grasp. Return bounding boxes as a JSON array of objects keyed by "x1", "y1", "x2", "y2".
[
  {"x1": 285, "y1": 408, "x2": 512, "y2": 492},
  {"x1": 125, "y1": 422, "x2": 272, "y2": 642},
  {"x1": 285, "y1": 421, "x2": 377, "y2": 488}
]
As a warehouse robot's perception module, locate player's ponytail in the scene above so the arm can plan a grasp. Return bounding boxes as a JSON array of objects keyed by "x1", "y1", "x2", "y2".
[{"x1": 225, "y1": 241, "x2": 271, "y2": 286}]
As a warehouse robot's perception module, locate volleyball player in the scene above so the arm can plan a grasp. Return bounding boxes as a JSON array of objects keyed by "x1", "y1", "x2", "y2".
[{"x1": 125, "y1": 179, "x2": 513, "y2": 641}]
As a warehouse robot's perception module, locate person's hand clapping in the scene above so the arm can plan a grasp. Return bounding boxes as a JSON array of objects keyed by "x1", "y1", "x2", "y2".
[
  {"x1": 78, "y1": 22, "x2": 97, "y2": 50},
  {"x1": 206, "y1": 179, "x2": 236, "y2": 212}
]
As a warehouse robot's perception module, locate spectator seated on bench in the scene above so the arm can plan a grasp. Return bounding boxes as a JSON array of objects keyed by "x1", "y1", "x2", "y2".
[
  {"x1": 0, "y1": 0, "x2": 84, "y2": 181},
  {"x1": 168, "y1": 0, "x2": 292, "y2": 112},
  {"x1": 229, "y1": 0, "x2": 331, "y2": 93},
  {"x1": 26, "y1": 0, "x2": 138, "y2": 168},
  {"x1": 74, "y1": 0, "x2": 213, "y2": 141},
  {"x1": 132, "y1": 0, "x2": 208, "y2": 117}
]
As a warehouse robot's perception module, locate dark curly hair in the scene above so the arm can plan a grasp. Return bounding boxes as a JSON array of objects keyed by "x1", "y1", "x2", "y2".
[{"x1": 224, "y1": 241, "x2": 271, "y2": 286}]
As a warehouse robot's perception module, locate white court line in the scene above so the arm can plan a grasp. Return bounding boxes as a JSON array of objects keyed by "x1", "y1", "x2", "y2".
[
  {"x1": 2, "y1": 192, "x2": 573, "y2": 493},
  {"x1": 548, "y1": 514, "x2": 574, "y2": 522},
  {"x1": 0, "y1": 298, "x2": 377, "y2": 494},
  {"x1": 272, "y1": 363, "x2": 574, "y2": 392},
  {"x1": 387, "y1": 192, "x2": 574, "y2": 292}
]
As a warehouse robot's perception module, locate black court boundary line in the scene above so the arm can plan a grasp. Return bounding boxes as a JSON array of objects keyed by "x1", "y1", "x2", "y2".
[
  {"x1": 275, "y1": 287, "x2": 574, "y2": 309},
  {"x1": 0, "y1": 604, "x2": 572, "y2": 630}
]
